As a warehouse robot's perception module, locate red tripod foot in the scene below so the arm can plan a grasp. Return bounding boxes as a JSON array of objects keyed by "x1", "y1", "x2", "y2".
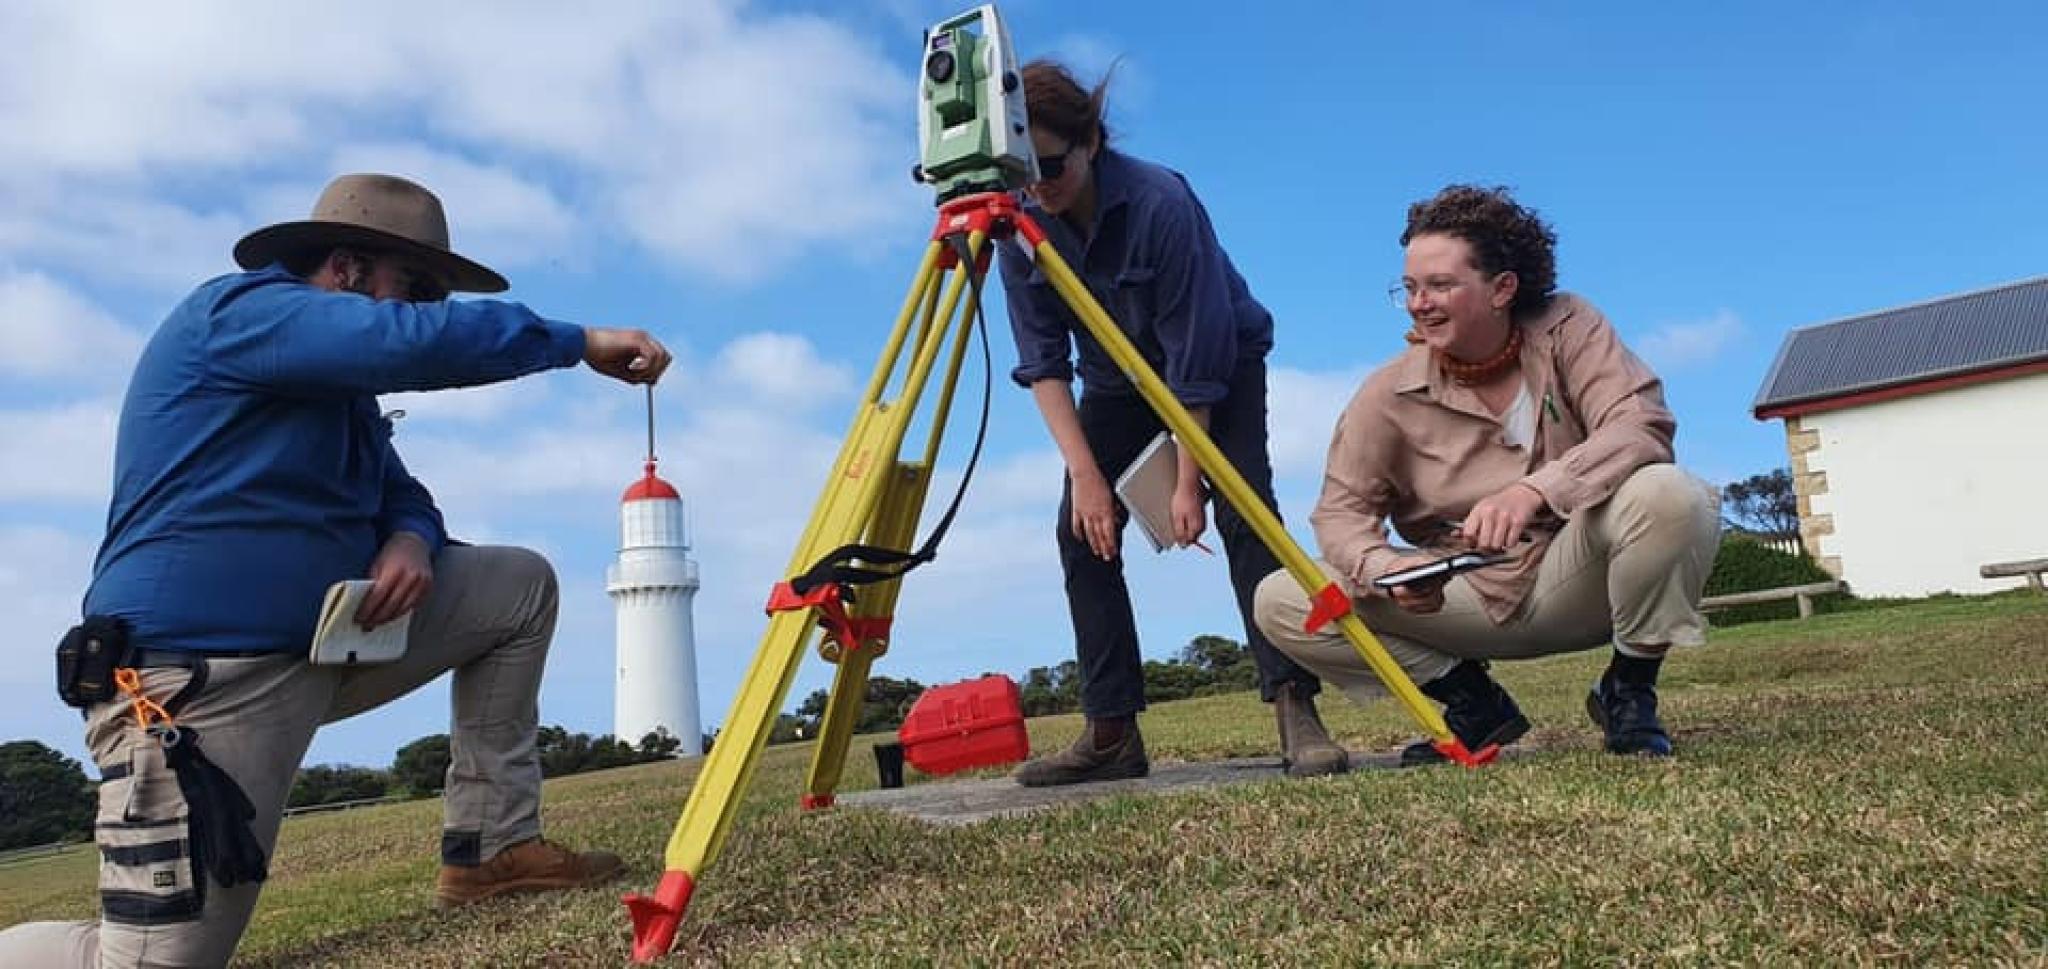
[
  {"x1": 624, "y1": 870, "x2": 695, "y2": 962},
  {"x1": 1431, "y1": 738, "x2": 1501, "y2": 767}
]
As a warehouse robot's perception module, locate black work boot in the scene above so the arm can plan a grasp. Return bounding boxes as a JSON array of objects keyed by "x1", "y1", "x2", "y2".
[
  {"x1": 1014, "y1": 719, "x2": 1149, "y2": 787},
  {"x1": 1400, "y1": 660, "x2": 1531, "y2": 767},
  {"x1": 1274, "y1": 683, "x2": 1350, "y2": 778},
  {"x1": 1586, "y1": 653, "x2": 1673, "y2": 756}
]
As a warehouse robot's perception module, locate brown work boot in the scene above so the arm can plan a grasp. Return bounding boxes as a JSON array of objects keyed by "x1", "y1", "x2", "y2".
[
  {"x1": 1275, "y1": 684, "x2": 1350, "y2": 778},
  {"x1": 1013, "y1": 719, "x2": 1149, "y2": 788},
  {"x1": 435, "y1": 836, "x2": 625, "y2": 908}
]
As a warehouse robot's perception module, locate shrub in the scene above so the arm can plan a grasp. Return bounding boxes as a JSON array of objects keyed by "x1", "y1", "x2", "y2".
[{"x1": 1705, "y1": 533, "x2": 1845, "y2": 625}]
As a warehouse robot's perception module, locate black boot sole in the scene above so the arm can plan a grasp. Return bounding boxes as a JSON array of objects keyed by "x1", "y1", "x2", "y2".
[{"x1": 1398, "y1": 714, "x2": 1532, "y2": 767}]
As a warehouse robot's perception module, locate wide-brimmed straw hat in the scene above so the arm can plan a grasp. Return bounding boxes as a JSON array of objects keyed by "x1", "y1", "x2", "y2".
[{"x1": 233, "y1": 173, "x2": 507, "y2": 293}]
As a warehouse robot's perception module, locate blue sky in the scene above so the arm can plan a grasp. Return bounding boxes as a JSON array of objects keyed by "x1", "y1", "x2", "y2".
[{"x1": 4, "y1": 1, "x2": 2045, "y2": 770}]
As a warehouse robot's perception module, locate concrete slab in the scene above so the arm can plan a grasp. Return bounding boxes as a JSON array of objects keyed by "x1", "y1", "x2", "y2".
[{"x1": 837, "y1": 749, "x2": 1414, "y2": 826}]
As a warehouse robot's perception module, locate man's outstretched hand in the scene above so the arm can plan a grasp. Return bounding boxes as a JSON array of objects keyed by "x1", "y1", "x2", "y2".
[{"x1": 584, "y1": 327, "x2": 672, "y2": 385}]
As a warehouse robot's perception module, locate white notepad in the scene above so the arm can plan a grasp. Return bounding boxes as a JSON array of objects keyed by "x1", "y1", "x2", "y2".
[
  {"x1": 308, "y1": 580, "x2": 410, "y2": 665},
  {"x1": 1113, "y1": 432, "x2": 1182, "y2": 554}
]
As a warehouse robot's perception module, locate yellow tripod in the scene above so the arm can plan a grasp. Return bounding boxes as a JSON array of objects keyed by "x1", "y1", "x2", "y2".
[{"x1": 622, "y1": 191, "x2": 1497, "y2": 961}]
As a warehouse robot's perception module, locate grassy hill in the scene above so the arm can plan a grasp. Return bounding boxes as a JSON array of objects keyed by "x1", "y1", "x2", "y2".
[{"x1": 4, "y1": 592, "x2": 2044, "y2": 966}]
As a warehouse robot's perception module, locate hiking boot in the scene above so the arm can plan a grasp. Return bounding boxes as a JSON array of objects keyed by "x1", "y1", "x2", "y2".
[
  {"x1": 1400, "y1": 660, "x2": 1531, "y2": 767},
  {"x1": 436, "y1": 836, "x2": 625, "y2": 908},
  {"x1": 1275, "y1": 684, "x2": 1349, "y2": 778},
  {"x1": 1586, "y1": 661, "x2": 1673, "y2": 757},
  {"x1": 1013, "y1": 720, "x2": 1149, "y2": 788}
]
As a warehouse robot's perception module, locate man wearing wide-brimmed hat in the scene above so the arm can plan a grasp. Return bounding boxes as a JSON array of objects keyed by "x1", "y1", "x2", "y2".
[{"x1": 0, "y1": 174, "x2": 671, "y2": 968}]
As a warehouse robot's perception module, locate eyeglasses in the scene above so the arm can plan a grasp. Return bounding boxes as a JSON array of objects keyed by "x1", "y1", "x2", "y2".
[
  {"x1": 1386, "y1": 271, "x2": 1509, "y2": 309},
  {"x1": 1036, "y1": 145, "x2": 1076, "y2": 182},
  {"x1": 1387, "y1": 276, "x2": 1465, "y2": 308}
]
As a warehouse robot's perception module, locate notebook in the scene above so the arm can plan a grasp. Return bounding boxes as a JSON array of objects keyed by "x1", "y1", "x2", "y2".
[
  {"x1": 308, "y1": 580, "x2": 410, "y2": 666},
  {"x1": 1113, "y1": 432, "x2": 1183, "y2": 554}
]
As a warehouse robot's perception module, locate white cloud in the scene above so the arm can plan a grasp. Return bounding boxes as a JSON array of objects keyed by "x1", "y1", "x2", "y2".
[
  {"x1": 0, "y1": 524, "x2": 101, "y2": 763},
  {"x1": 0, "y1": 271, "x2": 145, "y2": 380},
  {"x1": 393, "y1": 341, "x2": 846, "y2": 512},
  {"x1": 0, "y1": 1, "x2": 919, "y2": 287},
  {"x1": 1637, "y1": 309, "x2": 1744, "y2": 371},
  {"x1": 0, "y1": 399, "x2": 120, "y2": 505},
  {"x1": 1266, "y1": 364, "x2": 1365, "y2": 480},
  {"x1": 0, "y1": 525, "x2": 99, "y2": 685},
  {"x1": 0, "y1": 189, "x2": 248, "y2": 293},
  {"x1": 709, "y1": 333, "x2": 859, "y2": 412}
]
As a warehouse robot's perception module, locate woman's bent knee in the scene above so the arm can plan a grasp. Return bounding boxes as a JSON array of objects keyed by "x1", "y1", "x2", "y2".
[
  {"x1": 1613, "y1": 464, "x2": 1716, "y2": 530},
  {"x1": 1252, "y1": 569, "x2": 1309, "y2": 645}
]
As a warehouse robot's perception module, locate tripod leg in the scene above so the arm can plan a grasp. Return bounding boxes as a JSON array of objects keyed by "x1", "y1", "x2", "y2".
[
  {"x1": 1009, "y1": 216, "x2": 1478, "y2": 763},
  {"x1": 627, "y1": 232, "x2": 995, "y2": 961},
  {"x1": 802, "y1": 259, "x2": 991, "y2": 806},
  {"x1": 800, "y1": 461, "x2": 934, "y2": 808}
]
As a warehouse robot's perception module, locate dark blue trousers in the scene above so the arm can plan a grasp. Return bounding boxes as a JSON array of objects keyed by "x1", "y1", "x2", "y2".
[{"x1": 1057, "y1": 358, "x2": 1322, "y2": 718}]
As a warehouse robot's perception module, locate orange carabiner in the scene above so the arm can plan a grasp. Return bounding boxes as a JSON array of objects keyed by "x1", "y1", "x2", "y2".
[{"x1": 113, "y1": 667, "x2": 176, "y2": 739}]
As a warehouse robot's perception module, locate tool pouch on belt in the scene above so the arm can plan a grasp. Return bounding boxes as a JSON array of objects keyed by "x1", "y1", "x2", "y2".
[
  {"x1": 97, "y1": 735, "x2": 208, "y2": 925},
  {"x1": 92, "y1": 660, "x2": 269, "y2": 927},
  {"x1": 56, "y1": 615, "x2": 132, "y2": 708}
]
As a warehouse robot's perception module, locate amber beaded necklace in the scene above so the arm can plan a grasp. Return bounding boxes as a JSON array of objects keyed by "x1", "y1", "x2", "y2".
[{"x1": 1437, "y1": 324, "x2": 1523, "y2": 386}]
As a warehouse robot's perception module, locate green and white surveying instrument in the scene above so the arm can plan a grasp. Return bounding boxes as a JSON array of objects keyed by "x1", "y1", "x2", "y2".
[{"x1": 621, "y1": 6, "x2": 1493, "y2": 960}]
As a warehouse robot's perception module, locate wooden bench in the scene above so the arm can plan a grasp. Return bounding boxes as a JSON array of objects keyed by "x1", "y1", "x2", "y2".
[
  {"x1": 1700, "y1": 579, "x2": 1846, "y2": 619},
  {"x1": 1981, "y1": 557, "x2": 2048, "y2": 594}
]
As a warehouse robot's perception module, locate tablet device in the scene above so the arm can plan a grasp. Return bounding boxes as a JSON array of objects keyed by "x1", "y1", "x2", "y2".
[
  {"x1": 1370, "y1": 552, "x2": 1504, "y2": 591},
  {"x1": 308, "y1": 580, "x2": 410, "y2": 665}
]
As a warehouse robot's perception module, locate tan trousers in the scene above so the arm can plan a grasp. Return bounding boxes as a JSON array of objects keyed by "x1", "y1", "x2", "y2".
[
  {"x1": 0, "y1": 545, "x2": 560, "y2": 969},
  {"x1": 1254, "y1": 464, "x2": 1720, "y2": 707}
]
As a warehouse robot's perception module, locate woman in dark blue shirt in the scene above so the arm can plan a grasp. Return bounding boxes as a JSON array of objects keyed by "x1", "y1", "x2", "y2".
[{"x1": 997, "y1": 60, "x2": 1347, "y2": 786}]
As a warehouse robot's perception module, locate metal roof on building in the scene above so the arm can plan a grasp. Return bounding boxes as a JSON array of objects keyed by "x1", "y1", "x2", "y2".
[{"x1": 1754, "y1": 275, "x2": 2048, "y2": 416}]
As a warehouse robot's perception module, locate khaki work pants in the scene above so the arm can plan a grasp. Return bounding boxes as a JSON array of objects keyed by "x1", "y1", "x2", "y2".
[
  {"x1": 1254, "y1": 464, "x2": 1721, "y2": 706},
  {"x1": 0, "y1": 545, "x2": 560, "y2": 969}
]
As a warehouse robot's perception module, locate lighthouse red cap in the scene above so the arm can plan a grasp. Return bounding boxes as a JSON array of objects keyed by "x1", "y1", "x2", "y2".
[{"x1": 623, "y1": 461, "x2": 679, "y2": 502}]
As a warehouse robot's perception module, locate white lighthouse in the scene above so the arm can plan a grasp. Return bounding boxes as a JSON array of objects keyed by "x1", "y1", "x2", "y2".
[{"x1": 607, "y1": 460, "x2": 703, "y2": 755}]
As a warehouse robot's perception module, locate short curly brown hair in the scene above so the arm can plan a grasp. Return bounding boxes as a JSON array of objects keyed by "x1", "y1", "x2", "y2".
[{"x1": 1400, "y1": 185, "x2": 1558, "y2": 318}]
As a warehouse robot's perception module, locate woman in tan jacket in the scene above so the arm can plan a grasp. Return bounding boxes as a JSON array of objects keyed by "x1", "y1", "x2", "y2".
[{"x1": 1252, "y1": 185, "x2": 1719, "y2": 762}]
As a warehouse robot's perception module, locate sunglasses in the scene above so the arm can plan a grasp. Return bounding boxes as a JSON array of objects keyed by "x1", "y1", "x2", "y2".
[
  {"x1": 1036, "y1": 145, "x2": 1077, "y2": 182},
  {"x1": 393, "y1": 264, "x2": 450, "y2": 303},
  {"x1": 374, "y1": 253, "x2": 450, "y2": 302}
]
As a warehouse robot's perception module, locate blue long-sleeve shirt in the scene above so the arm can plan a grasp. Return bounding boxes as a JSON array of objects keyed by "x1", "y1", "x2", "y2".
[
  {"x1": 82, "y1": 265, "x2": 587, "y2": 654},
  {"x1": 998, "y1": 149, "x2": 1274, "y2": 406}
]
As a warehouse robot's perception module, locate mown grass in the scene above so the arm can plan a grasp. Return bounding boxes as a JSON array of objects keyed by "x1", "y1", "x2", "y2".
[{"x1": 3, "y1": 593, "x2": 2044, "y2": 966}]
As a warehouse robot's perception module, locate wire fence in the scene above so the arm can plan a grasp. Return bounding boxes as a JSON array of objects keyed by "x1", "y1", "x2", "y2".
[
  {"x1": 0, "y1": 795, "x2": 409, "y2": 868},
  {"x1": 0, "y1": 842, "x2": 77, "y2": 868},
  {"x1": 281, "y1": 794, "x2": 409, "y2": 819}
]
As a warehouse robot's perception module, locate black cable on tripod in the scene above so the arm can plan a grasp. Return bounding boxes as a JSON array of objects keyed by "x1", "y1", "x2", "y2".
[{"x1": 787, "y1": 231, "x2": 993, "y2": 598}]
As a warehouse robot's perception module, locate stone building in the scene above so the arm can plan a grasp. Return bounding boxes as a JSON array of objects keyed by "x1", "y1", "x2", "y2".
[{"x1": 1753, "y1": 276, "x2": 2048, "y2": 596}]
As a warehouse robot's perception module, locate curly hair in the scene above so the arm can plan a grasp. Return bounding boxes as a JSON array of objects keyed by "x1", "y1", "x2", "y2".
[{"x1": 1400, "y1": 185, "x2": 1558, "y2": 318}]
